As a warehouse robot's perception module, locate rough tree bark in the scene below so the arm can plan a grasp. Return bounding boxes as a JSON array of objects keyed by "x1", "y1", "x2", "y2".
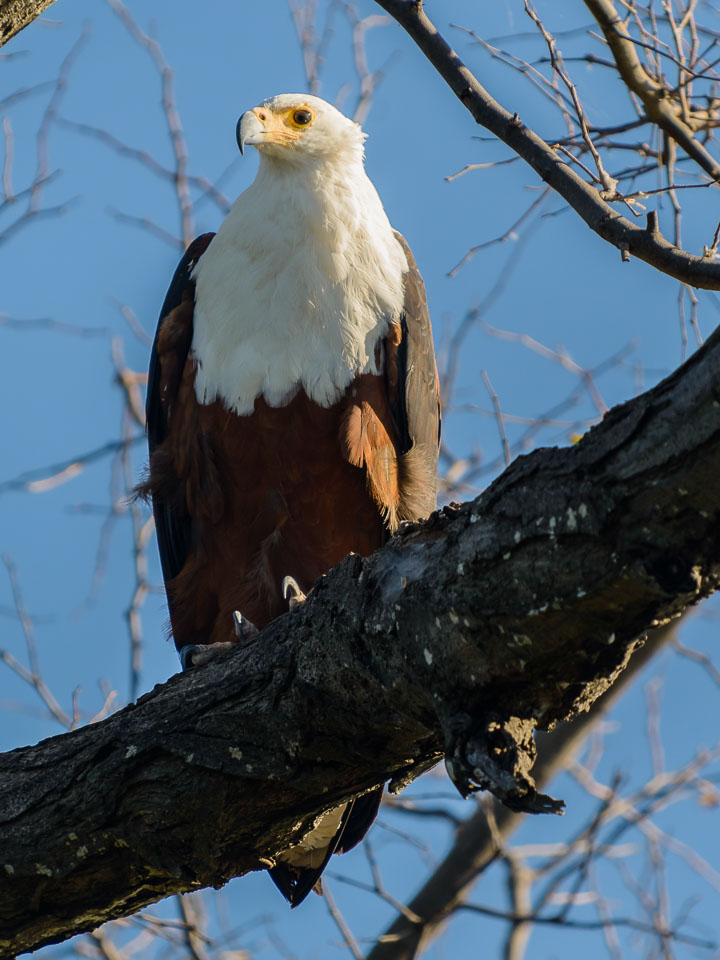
[
  {"x1": 1, "y1": 317, "x2": 720, "y2": 957},
  {"x1": 0, "y1": 0, "x2": 59, "y2": 47},
  {"x1": 367, "y1": 621, "x2": 678, "y2": 960}
]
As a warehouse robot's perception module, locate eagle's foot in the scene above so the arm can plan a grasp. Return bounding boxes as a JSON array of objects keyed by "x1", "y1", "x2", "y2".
[
  {"x1": 179, "y1": 641, "x2": 236, "y2": 671},
  {"x1": 282, "y1": 575, "x2": 307, "y2": 610},
  {"x1": 233, "y1": 610, "x2": 260, "y2": 642}
]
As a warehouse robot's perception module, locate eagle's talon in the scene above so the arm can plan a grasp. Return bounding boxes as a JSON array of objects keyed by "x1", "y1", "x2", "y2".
[
  {"x1": 179, "y1": 645, "x2": 201, "y2": 671},
  {"x1": 233, "y1": 610, "x2": 260, "y2": 641},
  {"x1": 444, "y1": 757, "x2": 478, "y2": 799},
  {"x1": 178, "y1": 641, "x2": 236, "y2": 670},
  {"x1": 282, "y1": 575, "x2": 307, "y2": 610}
]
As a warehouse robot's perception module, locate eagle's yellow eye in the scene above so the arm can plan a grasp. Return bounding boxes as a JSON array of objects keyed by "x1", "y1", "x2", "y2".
[{"x1": 291, "y1": 108, "x2": 313, "y2": 127}]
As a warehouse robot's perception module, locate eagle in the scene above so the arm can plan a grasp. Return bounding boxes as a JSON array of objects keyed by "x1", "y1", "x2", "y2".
[{"x1": 142, "y1": 94, "x2": 440, "y2": 906}]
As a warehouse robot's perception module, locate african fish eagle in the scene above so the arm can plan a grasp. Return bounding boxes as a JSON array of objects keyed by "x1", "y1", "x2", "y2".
[{"x1": 142, "y1": 93, "x2": 440, "y2": 906}]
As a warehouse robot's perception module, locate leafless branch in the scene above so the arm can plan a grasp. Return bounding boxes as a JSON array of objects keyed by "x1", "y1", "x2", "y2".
[
  {"x1": 1, "y1": 555, "x2": 72, "y2": 729},
  {"x1": 373, "y1": 0, "x2": 720, "y2": 287},
  {"x1": 106, "y1": 0, "x2": 195, "y2": 245}
]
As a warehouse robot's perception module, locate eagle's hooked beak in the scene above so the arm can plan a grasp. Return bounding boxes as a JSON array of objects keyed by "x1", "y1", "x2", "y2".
[{"x1": 236, "y1": 110, "x2": 266, "y2": 155}]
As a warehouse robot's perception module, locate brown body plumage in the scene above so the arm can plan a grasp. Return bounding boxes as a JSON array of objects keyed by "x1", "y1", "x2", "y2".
[{"x1": 143, "y1": 234, "x2": 439, "y2": 651}]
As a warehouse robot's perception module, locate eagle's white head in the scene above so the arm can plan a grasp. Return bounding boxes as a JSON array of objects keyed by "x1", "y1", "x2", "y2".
[
  {"x1": 236, "y1": 94, "x2": 366, "y2": 165},
  {"x1": 192, "y1": 92, "x2": 407, "y2": 416}
]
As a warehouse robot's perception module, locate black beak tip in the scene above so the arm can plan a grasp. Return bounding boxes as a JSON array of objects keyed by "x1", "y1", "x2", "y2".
[{"x1": 236, "y1": 116, "x2": 244, "y2": 155}]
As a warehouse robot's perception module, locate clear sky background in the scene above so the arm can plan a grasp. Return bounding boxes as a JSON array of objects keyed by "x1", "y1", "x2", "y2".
[{"x1": 2, "y1": 1, "x2": 719, "y2": 958}]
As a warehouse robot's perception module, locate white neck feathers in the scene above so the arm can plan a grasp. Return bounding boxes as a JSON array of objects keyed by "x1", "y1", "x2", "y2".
[{"x1": 191, "y1": 151, "x2": 407, "y2": 415}]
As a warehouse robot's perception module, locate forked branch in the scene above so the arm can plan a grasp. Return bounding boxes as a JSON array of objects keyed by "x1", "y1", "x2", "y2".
[{"x1": 373, "y1": 0, "x2": 720, "y2": 287}]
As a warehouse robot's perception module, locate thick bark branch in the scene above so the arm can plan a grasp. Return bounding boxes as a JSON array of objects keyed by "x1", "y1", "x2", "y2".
[
  {"x1": 366, "y1": 622, "x2": 678, "y2": 960},
  {"x1": 0, "y1": 0, "x2": 59, "y2": 48},
  {"x1": 2, "y1": 326, "x2": 720, "y2": 956},
  {"x1": 373, "y1": 0, "x2": 720, "y2": 288}
]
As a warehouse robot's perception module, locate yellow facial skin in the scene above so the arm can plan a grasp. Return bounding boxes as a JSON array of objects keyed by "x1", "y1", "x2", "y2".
[{"x1": 249, "y1": 104, "x2": 315, "y2": 148}]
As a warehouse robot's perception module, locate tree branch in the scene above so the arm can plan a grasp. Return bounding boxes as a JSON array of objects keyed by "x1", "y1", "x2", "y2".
[
  {"x1": 2, "y1": 314, "x2": 720, "y2": 953},
  {"x1": 583, "y1": 0, "x2": 720, "y2": 184},
  {"x1": 0, "y1": 0, "x2": 59, "y2": 48},
  {"x1": 372, "y1": 0, "x2": 720, "y2": 288},
  {"x1": 365, "y1": 621, "x2": 679, "y2": 960}
]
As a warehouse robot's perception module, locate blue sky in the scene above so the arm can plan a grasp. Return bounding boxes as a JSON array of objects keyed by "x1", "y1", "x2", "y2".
[{"x1": 2, "y1": 1, "x2": 719, "y2": 957}]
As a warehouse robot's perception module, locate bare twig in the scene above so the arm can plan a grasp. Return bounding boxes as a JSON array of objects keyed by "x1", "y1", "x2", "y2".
[
  {"x1": 1, "y1": 555, "x2": 71, "y2": 729},
  {"x1": 106, "y1": 0, "x2": 195, "y2": 245},
  {"x1": 0, "y1": 435, "x2": 145, "y2": 496},
  {"x1": 323, "y1": 880, "x2": 365, "y2": 960},
  {"x1": 583, "y1": 0, "x2": 720, "y2": 182},
  {"x1": 373, "y1": 0, "x2": 720, "y2": 287},
  {"x1": 481, "y1": 370, "x2": 510, "y2": 466}
]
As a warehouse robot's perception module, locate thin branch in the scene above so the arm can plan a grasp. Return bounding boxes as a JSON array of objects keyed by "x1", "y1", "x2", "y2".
[
  {"x1": 481, "y1": 370, "x2": 510, "y2": 466},
  {"x1": 372, "y1": 0, "x2": 720, "y2": 288},
  {"x1": 57, "y1": 117, "x2": 231, "y2": 214},
  {"x1": 0, "y1": 313, "x2": 108, "y2": 337},
  {"x1": 323, "y1": 881, "x2": 365, "y2": 960},
  {"x1": 105, "y1": 0, "x2": 195, "y2": 245},
  {"x1": 447, "y1": 187, "x2": 550, "y2": 277},
  {"x1": 583, "y1": 0, "x2": 720, "y2": 182},
  {"x1": 0, "y1": 435, "x2": 145, "y2": 496},
  {"x1": 2, "y1": 116, "x2": 13, "y2": 200},
  {"x1": 1, "y1": 555, "x2": 72, "y2": 729},
  {"x1": 457, "y1": 900, "x2": 715, "y2": 950}
]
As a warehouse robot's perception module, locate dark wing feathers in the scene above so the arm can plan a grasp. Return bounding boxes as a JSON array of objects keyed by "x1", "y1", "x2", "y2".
[
  {"x1": 269, "y1": 789, "x2": 383, "y2": 908},
  {"x1": 335, "y1": 788, "x2": 384, "y2": 854},
  {"x1": 146, "y1": 233, "x2": 215, "y2": 450},
  {"x1": 391, "y1": 231, "x2": 441, "y2": 455},
  {"x1": 388, "y1": 231, "x2": 441, "y2": 521},
  {"x1": 269, "y1": 802, "x2": 356, "y2": 907},
  {"x1": 145, "y1": 233, "x2": 214, "y2": 584}
]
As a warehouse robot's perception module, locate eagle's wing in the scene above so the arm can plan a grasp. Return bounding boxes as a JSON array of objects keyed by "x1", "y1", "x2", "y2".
[
  {"x1": 144, "y1": 233, "x2": 215, "y2": 587},
  {"x1": 342, "y1": 231, "x2": 440, "y2": 531},
  {"x1": 389, "y1": 231, "x2": 441, "y2": 518}
]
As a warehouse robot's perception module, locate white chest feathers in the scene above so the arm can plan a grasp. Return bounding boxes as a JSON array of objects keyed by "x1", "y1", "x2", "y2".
[{"x1": 191, "y1": 159, "x2": 408, "y2": 415}]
